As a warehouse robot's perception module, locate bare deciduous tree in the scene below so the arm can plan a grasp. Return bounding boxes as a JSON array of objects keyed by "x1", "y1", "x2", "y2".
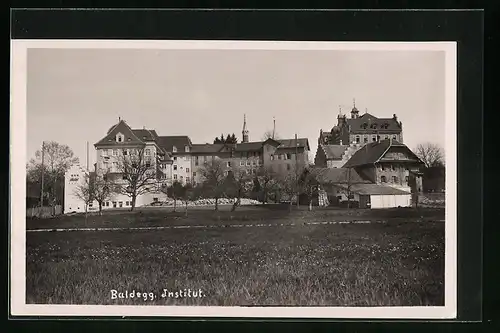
[
  {"x1": 117, "y1": 147, "x2": 158, "y2": 211},
  {"x1": 415, "y1": 143, "x2": 445, "y2": 168},
  {"x1": 261, "y1": 130, "x2": 281, "y2": 141},
  {"x1": 198, "y1": 158, "x2": 228, "y2": 211},
  {"x1": 73, "y1": 173, "x2": 94, "y2": 223},
  {"x1": 256, "y1": 166, "x2": 280, "y2": 204},
  {"x1": 162, "y1": 181, "x2": 184, "y2": 212},
  {"x1": 278, "y1": 172, "x2": 299, "y2": 211},
  {"x1": 93, "y1": 171, "x2": 114, "y2": 215},
  {"x1": 226, "y1": 166, "x2": 253, "y2": 212},
  {"x1": 27, "y1": 141, "x2": 79, "y2": 206}
]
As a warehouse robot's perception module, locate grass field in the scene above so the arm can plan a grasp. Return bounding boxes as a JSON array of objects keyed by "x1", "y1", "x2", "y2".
[{"x1": 26, "y1": 206, "x2": 445, "y2": 306}]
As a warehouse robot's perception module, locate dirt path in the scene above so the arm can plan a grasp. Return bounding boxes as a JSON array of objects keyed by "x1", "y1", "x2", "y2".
[{"x1": 26, "y1": 219, "x2": 445, "y2": 233}]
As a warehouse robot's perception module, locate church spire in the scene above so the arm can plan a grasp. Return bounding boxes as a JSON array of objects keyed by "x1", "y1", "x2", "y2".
[{"x1": 242, "y1": 114, "x2": 249, "y2": 143}]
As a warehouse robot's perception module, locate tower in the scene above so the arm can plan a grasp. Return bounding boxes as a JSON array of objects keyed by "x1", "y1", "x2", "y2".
[
  {"x1": 350, "y1": 98, "x2": 360, "y2": 119},
  {"x1": 242, "y1": 114, "x2": 249, "y2": 143}
]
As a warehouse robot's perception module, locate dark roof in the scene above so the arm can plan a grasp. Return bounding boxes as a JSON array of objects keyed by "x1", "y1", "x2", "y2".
[
  {"x1": 277, "y1": 138, "x2": 310, "y2": 150},
  {"x1": 132, "y1": 129, "x2": 159, "y2": 142},
  {"x1": 343, "y1": 139, "x2": 420, "y2": 168},
  {"x1": 307, "y1": 167, "x2": 371, "y2": 184},
  {"x1": 336, "y1": 183, "x2": 411, "y2": 195},
  {"x1": 95, "y1": 120, "x2": 145, "y2": 147},
  {"x1": 190, "y1": 143, "x2": 226, "y2": 154},
  {"x1": 234, "y1": 142, "x2": 264, "y2": 152},
  {"x1": 346, "y1": 113, "x2": 402, "y2": 133},
  {"x1": 157, "y1": 136, "x2": 192, "y2": 152},
  {"x1": 320, "y1": 145, "x2": 348, "y2": 160}
]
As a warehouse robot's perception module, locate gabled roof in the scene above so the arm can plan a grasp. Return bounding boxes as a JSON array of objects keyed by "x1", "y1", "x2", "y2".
[
  {"x1": 343, "y1": 139, "x2": 421, "y2": 168},
  {"x1": 234, "y1": 142, "x2": 263, "y2": 152},
  {"x1": 346, "y1": 113, "x2": 402, "y2": 133},
  {"x1": 132, "y1": 129, "x2": 159, "y2": 142},
  {"x1": 190, "y1": 143, "x2": 226, "y2": 154},
  {"x1": 157, "y1": 136, "x2": 193, "y2": 152},
  {"x1": 94, "y1": 120, "x2": 145, "y2": 147},
  {"x1": 320, "y1": 145, "x2": 348, "y2": 160},
  {"x1": 276, "y1": 138, "x2": 310, "y2": 150},
  {"x1": 336, "y1": 183, "x2": 411, "y2": 195},
  {"x1": 306, "y1": 167, "x2": 371, "y2": 185}
]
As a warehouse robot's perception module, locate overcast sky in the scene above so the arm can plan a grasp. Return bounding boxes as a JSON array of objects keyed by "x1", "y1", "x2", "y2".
[{"x1": 27, "y1": 47, "x2": 445, "y2": 167}]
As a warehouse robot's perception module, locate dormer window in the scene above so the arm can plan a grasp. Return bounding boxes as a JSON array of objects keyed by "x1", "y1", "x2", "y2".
[
  {"x1": 370, "y1": 123, "x2": 378, "y2": 129},
  {"x1": 185, "y1": 146, "x2": 190, "y2": 152},
  {"x1": 361, "y1": 123, "x2": 368, "y2": 129},
  {"x1": 116, "y1": 133, "x2": 124, "y2": 143},
  {"x1": 172, "y1": 146, "x2": 177, "y2": 153}
]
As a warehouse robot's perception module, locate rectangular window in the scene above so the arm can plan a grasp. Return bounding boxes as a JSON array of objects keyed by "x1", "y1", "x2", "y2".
[
  {"x1": 227, "y1": 161, "x2": 231, "y2": 167},
  {"x1": 405, "y1": 176, "x2": 410, "y2": 184},
  {"x1": 89, "y1": 203, "x2": 93, "y2": 207},
  {"x1": 186, "y1": 177, "x2": 190, "y2": 183},
  {"x1": 172, "y1": 146, "x2": 177, "y2": 152},
  {"x1": 119, "y1": 201, "x2": 123, "y2": 208},
  {"x1": 240, "y1": 161, "x2": 244, "y2": 166},
  {"x1": 112, "y1": 202, "x2": 117, "y2": 208},
  {"x1": 145, "y1": 149, "x2": 151, "y2": 156},
  {"x1": 270, "y1": 155, "x2": 274, "y2": 161},
  {"x1": 393, "y1": 176, "x2": 398, "y2": 183},
  {"x1": 252, "y1": 160, "x2": 256, "y2": 166},
  {"x1": 186, "y1": 168, "x2": 190, "y2": 173},
  {"x1": 123, "y1": 149, "x2": 128, "y2": 155},
  {"x1": 102, "y1": 150, "x2": 108, "y2": 156},
  {"x1": 122, "y1": 174, "x2": 127, "y2": 180},
  {"x1": 185, "y1": 146, "x2": 190, "y2": 152},
  {"x1": 372, "y1": 137, "x2": 377, "y2": 142},
  {"x1": 106, "y1": 202, "x2": 110, "y2": 207},
  {"x1": 381, "y1": 164, "x2": 385, "y2": 171},
  {"x1": 185, "y1": 156, "x2": 189, "y2": 161},
  {"x1": 278, "y1": 154, "x2": 282, "y2": 160},
  {"x1": 287, "y1": 164, "x2": 291, "y2": 171},
  {"x1": 246, "y1": 161, "x2": 251, "y2": 166},
  {"x1": 145, "y1": 162, "x2": 151, "y2": 168},
  {"x1": 113, "y1": 149, "x2": 117, "y2": 156},
  {"x1": 174, "y1": 156, "x2": 177, "y2": 161},
  {"x1": 173, "y1": 174, "x2": 177, "y2": 180},
  {"x1": 173, "y1": 165, "x2": 177, "y2": 170}
]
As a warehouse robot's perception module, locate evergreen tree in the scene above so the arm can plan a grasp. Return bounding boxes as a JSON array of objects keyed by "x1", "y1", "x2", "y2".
[
  {"x1": 220, "y1": 134, "x2": 225, "y2": 143},
  {"x1": 214, "y1": 137, "x2": 221, "y2": 144},
  {"x1": 226, "y1": 133, "x2": 232, "y2": 143},
  {"x1": 231, "y1": 133, "x2": 237, "y2": 143}
]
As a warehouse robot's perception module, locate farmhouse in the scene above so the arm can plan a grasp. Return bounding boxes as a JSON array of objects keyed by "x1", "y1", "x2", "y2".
[{"x1": 309, "y1": 138, "x2": 424, "y2": 208}]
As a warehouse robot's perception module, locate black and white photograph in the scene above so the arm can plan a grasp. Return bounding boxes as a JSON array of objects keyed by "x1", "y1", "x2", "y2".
[{"x1": 10, "y1": 40, "x2": 456, "y2": 318}]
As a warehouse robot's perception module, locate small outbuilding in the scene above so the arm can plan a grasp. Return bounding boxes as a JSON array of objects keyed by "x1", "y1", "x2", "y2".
[{"x1": 334, "y1": 183, "x2": 412, "y2": 208}]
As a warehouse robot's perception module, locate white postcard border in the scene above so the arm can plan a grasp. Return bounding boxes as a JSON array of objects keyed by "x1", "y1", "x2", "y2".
[{"x1": 10, "y1": 39, "x2": 457, "y2": 319}]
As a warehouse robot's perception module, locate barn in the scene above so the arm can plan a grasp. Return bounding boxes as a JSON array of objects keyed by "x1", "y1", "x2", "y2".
[{"x1": 334, "y1": 183, "x2": 412, "y2": 208}]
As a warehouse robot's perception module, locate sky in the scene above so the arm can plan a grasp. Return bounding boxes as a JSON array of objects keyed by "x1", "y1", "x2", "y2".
[{"x1": 26, "y1": 47, "x2": 445, "y2": 167}]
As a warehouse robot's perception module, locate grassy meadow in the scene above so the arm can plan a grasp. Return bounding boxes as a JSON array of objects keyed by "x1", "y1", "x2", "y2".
[{"x1": 26, "y1": 206, "x2": 445, "y2": 306}]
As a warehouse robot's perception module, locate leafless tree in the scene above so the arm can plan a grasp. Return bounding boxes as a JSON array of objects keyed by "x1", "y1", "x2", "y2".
[
  {"x1": 415, "y1": 143, "x2": 445, "y2": 168},
  {"x1": 256, "y1": 166, "x2": 280, "y2": 204},
  {"x1": 116, "y1": 147, "x2": 158, "y2": 211},
  {"x1": 278, "y1": 172, "x2": 299, "y2": 211},
  {"x1": 72, "y1": 173, "x2": 94, "y2": 224},
  {"x1": 297, "y1": 170, "x2": 318, "y2": 211},
  {"x1": 27, "y1": 141, "x2": 79, "y2": 206},
  {"x1": 93, "y1": 171, "x2": 114, "y2": 215},
  {"x1": 162, "y1": 181, "x2": 184, "y2": 212},
  {"x1": 226, "y1": 166, "x2": 253, "y2": 211},
  {"x1": 198, "y1": 158, "x2": 228, "y2": 211},
  {"x1": 261, "y1": 130, "x2": 281, "y2": 141}
]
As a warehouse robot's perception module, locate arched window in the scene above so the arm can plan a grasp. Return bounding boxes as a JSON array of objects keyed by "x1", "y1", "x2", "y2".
[
  {"x1": 381, "y1": 176, "x2": 387, "y2": 183},
  {"x1": 356, "y1": 136, "x2": 360, "y2": 143},
  {"x1": 393, "y1": 176, "x2": 398, "y2": 183}
]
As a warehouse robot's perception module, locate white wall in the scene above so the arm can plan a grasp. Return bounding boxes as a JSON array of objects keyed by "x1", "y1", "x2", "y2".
[
  {"x1": 370, "y1": 194, "x2": 411, "y2": 208},
  {"x1": 64, "y1": 164, "x2": 90, "y2": 213}
]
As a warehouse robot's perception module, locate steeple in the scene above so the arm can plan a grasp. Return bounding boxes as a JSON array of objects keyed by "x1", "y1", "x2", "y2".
[
  {"x1": 242, "y1": 114, "x2": 249, "y2": 143},
  {"x1": 351, "y1": 98, "x2": 360, "y2": 119}
]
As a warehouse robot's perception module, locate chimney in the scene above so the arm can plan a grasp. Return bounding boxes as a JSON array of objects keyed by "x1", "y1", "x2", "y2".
[{"x1": 393, "y1": 114, "x2": 398, "y2": 121}]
